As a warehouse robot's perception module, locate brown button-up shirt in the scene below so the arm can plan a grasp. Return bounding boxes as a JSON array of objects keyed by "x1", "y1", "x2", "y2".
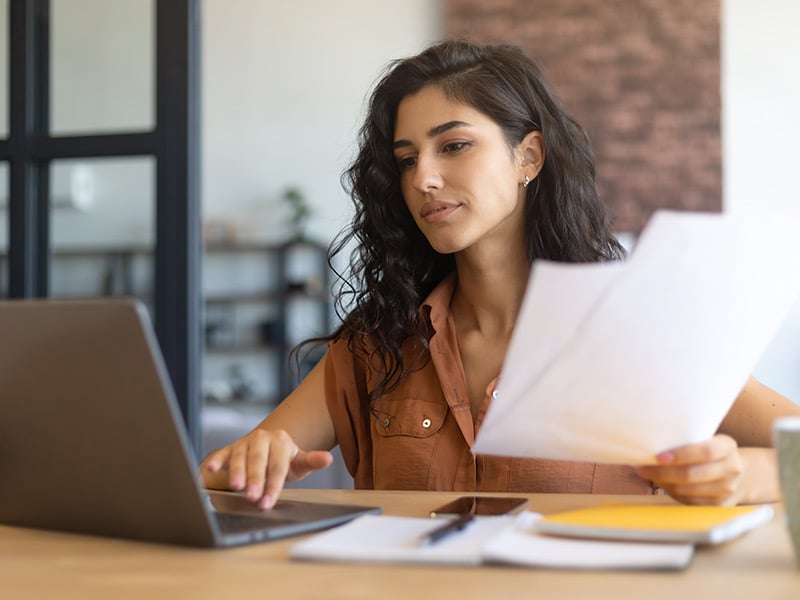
[{"x1": 325, "y1": 274, "x2": 657, "y2": 494}]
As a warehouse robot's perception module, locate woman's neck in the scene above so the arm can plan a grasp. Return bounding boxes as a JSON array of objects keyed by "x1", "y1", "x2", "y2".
[{"x1": 451, "y1": 250, "x2": 530, "y2": 338}]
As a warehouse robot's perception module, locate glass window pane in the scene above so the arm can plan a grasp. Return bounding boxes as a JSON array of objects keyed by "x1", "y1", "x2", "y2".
[
  {"x1": 50, "y1": 0, "x2": 154, "y2": 135},
  {"x1": 0, "y1": 0, "x2": 8, "y2": 139},
  {"x1": 49, "y1": 157, "x2": 154, "y2": 308}
]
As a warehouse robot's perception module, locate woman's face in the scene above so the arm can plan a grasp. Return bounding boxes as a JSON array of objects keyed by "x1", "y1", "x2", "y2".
[{"x1": 392, "y1": 85, "x2": 536, "y2": 256}]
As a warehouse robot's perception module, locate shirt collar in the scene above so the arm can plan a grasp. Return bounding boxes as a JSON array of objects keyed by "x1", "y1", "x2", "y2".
[{"x1": 420, "y1": 272, "x2": 457, "y2": 335}]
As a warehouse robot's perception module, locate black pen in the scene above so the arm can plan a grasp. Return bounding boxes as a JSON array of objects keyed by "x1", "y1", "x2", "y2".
[{"x1": 419, "y1": 513, "x2": 476, "y2": 546}]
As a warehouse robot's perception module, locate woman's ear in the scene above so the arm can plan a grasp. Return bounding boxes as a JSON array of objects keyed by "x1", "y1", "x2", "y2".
[{"x1": 517, "y1": 130, "x2": 546, "y2": 183}]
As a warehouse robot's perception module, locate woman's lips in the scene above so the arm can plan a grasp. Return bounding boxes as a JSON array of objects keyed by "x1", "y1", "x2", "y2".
[{"x1": 420, "y1": 201, "x2": 459, "y2": 223}]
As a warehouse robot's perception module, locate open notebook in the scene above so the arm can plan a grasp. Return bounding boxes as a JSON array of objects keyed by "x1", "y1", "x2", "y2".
[
  {"x1": 0, "y1": 298, "x2": 378, "y2": 547},
  {"x1": 290, "y1": 513, "x2": 695, "y2": 570}
]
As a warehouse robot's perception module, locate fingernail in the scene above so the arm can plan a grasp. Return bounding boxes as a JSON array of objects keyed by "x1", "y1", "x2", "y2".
[
  {"x1": 247, "y1": 484, "x2": 261, "y2": 500},
  {"x1": 259, "y1": 494, "x2": 274, "y2": 510},
  {"x1": 230, "y1": 475, "x2": 244, "y2": 490},
  {"x1": 656, "y1": 451, "x2": 675, "y2": 464}
]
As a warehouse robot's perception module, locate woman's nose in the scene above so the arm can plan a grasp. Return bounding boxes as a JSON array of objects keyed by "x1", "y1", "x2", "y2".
[{"x1": 411, "y1": 154, "x2": 443, "y2": 193}]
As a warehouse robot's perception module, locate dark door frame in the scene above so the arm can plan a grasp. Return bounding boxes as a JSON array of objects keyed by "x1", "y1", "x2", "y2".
[{"x1": 0, "y1": 0, "x2": 202, "y2": 451}]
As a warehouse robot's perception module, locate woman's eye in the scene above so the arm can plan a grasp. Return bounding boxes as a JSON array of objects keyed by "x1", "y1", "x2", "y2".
[
  {"x1": 442, "y1": 141, "x2": 471, "y2": 154},
  {"x1": 396, "y1": 156, "x2": 417, "y2": 170}
]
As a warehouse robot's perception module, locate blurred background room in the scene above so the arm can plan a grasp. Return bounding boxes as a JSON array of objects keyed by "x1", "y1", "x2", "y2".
[{"x1": 0, "y1": 0, "x2": 797, "y2": 489}]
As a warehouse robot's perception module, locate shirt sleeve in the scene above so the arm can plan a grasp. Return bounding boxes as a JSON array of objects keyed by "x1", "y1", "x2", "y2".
[{"x1": 324, "y1": 337, "x2": 375, "y2": 488}]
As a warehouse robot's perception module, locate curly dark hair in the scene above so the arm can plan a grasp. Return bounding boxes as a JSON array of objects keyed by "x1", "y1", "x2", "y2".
[{"x1": 298, "y1": 39, "x2": 624, "y2": 402}]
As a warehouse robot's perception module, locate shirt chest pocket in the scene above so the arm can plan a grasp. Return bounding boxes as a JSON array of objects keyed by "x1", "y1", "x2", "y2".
[
  {"x1": 370, "y1": 398, "x2": 448, "y2": 489},
  {"x1": 373, "y1": 397, "x2": 447, "y2": 438}
]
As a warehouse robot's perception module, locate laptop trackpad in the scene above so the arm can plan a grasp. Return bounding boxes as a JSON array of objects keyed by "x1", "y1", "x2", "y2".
[{"x1": 205, "y1": 491, "x2": 359, "y2": 522}]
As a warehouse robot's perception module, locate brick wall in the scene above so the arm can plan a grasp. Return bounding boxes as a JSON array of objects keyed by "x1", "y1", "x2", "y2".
[{"x1": 445, "y1": 0, "x2": 721, "y2": 233}]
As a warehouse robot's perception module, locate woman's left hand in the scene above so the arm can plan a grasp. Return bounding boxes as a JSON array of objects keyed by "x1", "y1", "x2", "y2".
[{"x1": 635, "y1": 434, "x2": 745, "y2": 505}]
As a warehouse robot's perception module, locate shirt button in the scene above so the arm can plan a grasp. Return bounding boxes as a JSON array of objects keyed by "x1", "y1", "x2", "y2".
[
  {"x1": 491, "y1": 390, "x2": 499, "y2": 400},
  {"x1": 382, "y1": 418, "x2": 391, "y2": 427},
  {"x1": 421, "y1": 418, "x2": 431, "y2": 428}
]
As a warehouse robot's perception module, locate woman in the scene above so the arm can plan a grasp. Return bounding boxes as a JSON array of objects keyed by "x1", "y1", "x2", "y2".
[{"x1": 201, "y1": 40, "x2": 799, "y2": 508}]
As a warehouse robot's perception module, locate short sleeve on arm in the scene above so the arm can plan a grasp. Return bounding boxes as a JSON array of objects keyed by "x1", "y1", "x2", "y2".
[{"x1": 324, "y1": 337, "x2": 375, "y2": 488}]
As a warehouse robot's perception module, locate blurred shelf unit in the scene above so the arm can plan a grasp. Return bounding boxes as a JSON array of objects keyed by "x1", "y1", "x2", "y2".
[
  {"x1": 0, "y1": 246, "x2": 154, "y2": 300},
  {"x1": 0, "y1": 240, "x2": 333, "y2": 408},
  {"x1": 202, "y1": 240, "x2": 332, "y2": 408}
]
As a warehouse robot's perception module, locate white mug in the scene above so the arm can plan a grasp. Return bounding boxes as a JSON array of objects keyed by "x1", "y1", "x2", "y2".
[{"x1": 774, "y1": 416, "x2": 800, "y2": 563}]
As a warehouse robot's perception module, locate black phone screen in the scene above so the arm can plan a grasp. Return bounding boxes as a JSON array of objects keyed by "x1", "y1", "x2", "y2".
[{"x1": 429, "y1": 496, "x2": 529, "y2": 518}]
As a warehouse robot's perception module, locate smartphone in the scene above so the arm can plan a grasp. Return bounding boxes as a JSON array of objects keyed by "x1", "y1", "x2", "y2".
[{"x1": 429, "y1": 496, "x2": 529, "y2": 518}]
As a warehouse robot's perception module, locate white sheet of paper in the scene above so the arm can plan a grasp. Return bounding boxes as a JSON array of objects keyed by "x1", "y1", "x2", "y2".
[
  {"x1": 473, "y1": 210, "x2": 800, "y2": 464},
  {"x1": 482, "y1": 513, "x2": 693, "y2": 570},
  {"x1": 290, "y1": 514, "x2": 517, "y2": 566}
]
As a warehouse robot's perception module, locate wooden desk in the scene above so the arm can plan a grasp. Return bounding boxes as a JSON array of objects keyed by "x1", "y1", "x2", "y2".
[{"x1": 1, "y1": 489, "x2": 798, "y2": 599}]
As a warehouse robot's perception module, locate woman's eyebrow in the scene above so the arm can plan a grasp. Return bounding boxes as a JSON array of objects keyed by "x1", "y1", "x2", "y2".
[{"x1": 393, "y1": 120, "x2": 472, "y2": 150}]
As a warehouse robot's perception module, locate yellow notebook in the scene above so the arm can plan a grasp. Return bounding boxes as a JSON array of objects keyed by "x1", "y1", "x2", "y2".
[{"x1": 534, "y1": 502, "x2": 774, "y2": 544}]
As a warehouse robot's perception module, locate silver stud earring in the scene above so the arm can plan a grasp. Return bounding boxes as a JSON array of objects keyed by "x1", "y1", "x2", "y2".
[{"x1": 523, "y1": 175, "x2": 531, "y2": 188}]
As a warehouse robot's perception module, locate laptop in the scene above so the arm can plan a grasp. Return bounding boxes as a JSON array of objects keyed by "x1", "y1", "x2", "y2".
[{"x1": 0, "y1": 298, "x2": 379, "y2": 547}]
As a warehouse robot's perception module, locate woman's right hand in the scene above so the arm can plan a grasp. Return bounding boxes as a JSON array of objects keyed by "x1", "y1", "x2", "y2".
[{"x1": 200, "y1": 428, "x2": 334, "y2": 509}]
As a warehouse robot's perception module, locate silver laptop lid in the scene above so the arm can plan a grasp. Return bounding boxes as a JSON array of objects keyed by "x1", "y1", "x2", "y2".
[{"x1": 0, "y1": 298, "x2": 218, "y2": 546}]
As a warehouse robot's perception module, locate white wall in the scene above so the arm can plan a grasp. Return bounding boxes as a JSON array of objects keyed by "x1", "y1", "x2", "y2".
[
  {"x1": 722, "y1": 0, "x2": 800, "y2": 400},
  {"x1": 201, "y1": 0, "x2": 443, "y2": 244},
  {"x1": 722, "y1": 1, "x2": 800, "y2": 217}
]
